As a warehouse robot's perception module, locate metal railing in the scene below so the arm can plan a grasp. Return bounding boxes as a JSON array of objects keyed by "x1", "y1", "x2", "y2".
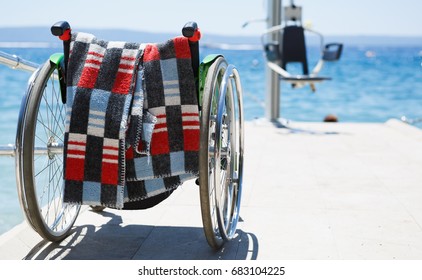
[
  {"x1": 0, "y1": 50, "x2": 40, "y2": 156},
  {"x1": 0, "y1": 50, "x2": 39, "y2": 72}
]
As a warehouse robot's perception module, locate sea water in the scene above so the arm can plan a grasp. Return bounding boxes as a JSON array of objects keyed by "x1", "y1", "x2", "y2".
[{"x1": 1, "y1": 44, "x2": 422, "y2": 235}]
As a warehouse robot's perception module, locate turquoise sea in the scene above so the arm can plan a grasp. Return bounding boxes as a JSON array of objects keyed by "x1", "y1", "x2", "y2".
[{"x1": 1, "y1": 44, "x2": 422, "y2": 235}]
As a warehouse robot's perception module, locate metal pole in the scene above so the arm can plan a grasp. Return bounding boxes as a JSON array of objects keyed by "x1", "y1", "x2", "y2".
[
  {"x1": 265, "y1": 0, "x2": 282, "y2": 121},
  {"x1": 0, "y1": 50, "x2": 39, "y2": 72}
]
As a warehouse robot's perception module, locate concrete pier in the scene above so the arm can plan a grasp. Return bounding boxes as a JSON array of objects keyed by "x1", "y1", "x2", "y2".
[{"x1": 1, "y1": 119, "x2": 422, "y2": 260}]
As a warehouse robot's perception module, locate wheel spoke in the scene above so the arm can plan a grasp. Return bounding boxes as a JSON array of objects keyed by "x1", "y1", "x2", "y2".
[
  {"x1": 17, "y1": 60, "x2": 79, "y2": 241},
  {"x1": 36, "y1": 117, "x2": 64, "y2": 142}
]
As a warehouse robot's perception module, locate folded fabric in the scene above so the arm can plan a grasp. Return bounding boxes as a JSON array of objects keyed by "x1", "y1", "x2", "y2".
[
  {"x1": 63, "y1": 32, "x2": 200, "y2": 209},
  {"x1": 125, "y1": 36, "x2": 200, "y2": 203},
  {"x1": 63, "y1": 32, "x2": 144, "y2": 208},
  {"x1": 126, "y1": 36, "x2": 200, "y2": 180}
]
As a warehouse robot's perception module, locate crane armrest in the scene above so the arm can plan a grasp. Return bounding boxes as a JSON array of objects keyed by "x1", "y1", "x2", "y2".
[{"x1": 323, "y1": 43, "x2": 343, "y2": 61}]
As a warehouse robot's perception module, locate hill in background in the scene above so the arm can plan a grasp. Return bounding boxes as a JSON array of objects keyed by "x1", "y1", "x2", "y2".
[{"x1": 1, "y1": 26, "x2": 422, "y2": 48}]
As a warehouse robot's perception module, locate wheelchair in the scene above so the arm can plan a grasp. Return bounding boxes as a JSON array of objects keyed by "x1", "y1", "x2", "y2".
[{"x1": 14, "y1": 21, "x2": 244, "y2": 250}]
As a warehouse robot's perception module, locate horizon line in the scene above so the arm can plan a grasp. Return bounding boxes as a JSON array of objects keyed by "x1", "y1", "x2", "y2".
[{"x1": 1, "y1": 25, "x2": 422, "y2": 39}]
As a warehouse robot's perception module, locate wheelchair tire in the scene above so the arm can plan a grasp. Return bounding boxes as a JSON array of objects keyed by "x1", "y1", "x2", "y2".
[
  {"x1": 15, "y1": 59, "x2": 80, "y2": 242},
  {"x1": 199, "y1": 57, "x2": 244, "y2": 249}
]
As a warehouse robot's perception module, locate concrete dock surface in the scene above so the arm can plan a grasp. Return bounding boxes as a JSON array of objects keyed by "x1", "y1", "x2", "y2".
[{"x1": 1, "y1": 119, "x2": 422, "y2": 260}]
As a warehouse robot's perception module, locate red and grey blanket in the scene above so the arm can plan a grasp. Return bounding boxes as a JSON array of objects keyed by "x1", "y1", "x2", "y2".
[{"x1": 63, "y1": 32, "x2": 199, "y2": 209}]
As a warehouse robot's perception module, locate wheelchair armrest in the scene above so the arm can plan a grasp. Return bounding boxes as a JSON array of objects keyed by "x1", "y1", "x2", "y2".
[{"x1": 323, "y1": 43, "x2": 343, "y2": 61}]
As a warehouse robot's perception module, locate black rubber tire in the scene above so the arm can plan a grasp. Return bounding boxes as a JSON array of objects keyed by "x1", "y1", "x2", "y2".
[{"x1": 16, "y1": 60, "x2": 80, "y2": 242}]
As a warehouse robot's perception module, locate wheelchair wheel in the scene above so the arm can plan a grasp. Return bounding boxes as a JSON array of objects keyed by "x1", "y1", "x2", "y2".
[
  {"x1": 199, "y1": 57, "x2": 244, "y2": 249},
  {"x1": 15, "y1": 59, "x2": 80, "y2": 242}
]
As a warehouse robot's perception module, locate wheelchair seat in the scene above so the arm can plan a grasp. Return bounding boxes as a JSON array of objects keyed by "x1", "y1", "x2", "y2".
[
  {"x1": 262, "y1": 4, "x2": 343, "y2": 92},
  {"x1": 281, "y1": 25, "x2": 309, "y2": 75}
]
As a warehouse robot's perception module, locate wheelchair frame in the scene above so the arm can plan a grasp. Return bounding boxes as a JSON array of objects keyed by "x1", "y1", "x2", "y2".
[{"x1": 12, "y1": 21, "x2": 244, "y2": 250}]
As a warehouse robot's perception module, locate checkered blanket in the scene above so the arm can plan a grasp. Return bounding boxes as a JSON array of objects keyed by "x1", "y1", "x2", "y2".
[
  {"x1": 124, "y1": 37, "x2": 200, "y2": 205},
  {"x1": 63, "y1": 32, "x2": 199, "y2": 209}
]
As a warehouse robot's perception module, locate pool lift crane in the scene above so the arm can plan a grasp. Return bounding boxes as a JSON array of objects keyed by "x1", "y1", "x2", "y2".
[
  {"x1": 262, "y1": 1, "x2": 343, "y2": 93},
  {"x1": 259, "y1": 0, "x2": 343, "y2": 122}
]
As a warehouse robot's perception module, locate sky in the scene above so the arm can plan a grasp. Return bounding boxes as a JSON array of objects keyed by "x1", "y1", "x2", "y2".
[{"x1": 1, "y1": 0, "x2": 422, "y2": 37}]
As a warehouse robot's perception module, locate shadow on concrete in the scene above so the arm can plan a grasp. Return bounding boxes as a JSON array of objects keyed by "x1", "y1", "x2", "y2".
[
  {"x1": 272, "y1": 119, "x2": 344, "y2": 135},
  {"x1": 24, "y1": 210, "x2": 258, "y2": 260}
]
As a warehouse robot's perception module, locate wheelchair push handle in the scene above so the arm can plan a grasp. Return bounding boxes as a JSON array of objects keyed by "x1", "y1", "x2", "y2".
[
  {"x1": 50, "y1": 21, "x2": 71, "y2": 101},
  {"x1": 182, "y1": 22, "x2": 201, "y2": 95},
  {"x1": 182, "y1": 21, "x2": 201, "y2": 42},
  {"x1": 51, "y1": 21, "x2": 72, "y2": 41}
]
